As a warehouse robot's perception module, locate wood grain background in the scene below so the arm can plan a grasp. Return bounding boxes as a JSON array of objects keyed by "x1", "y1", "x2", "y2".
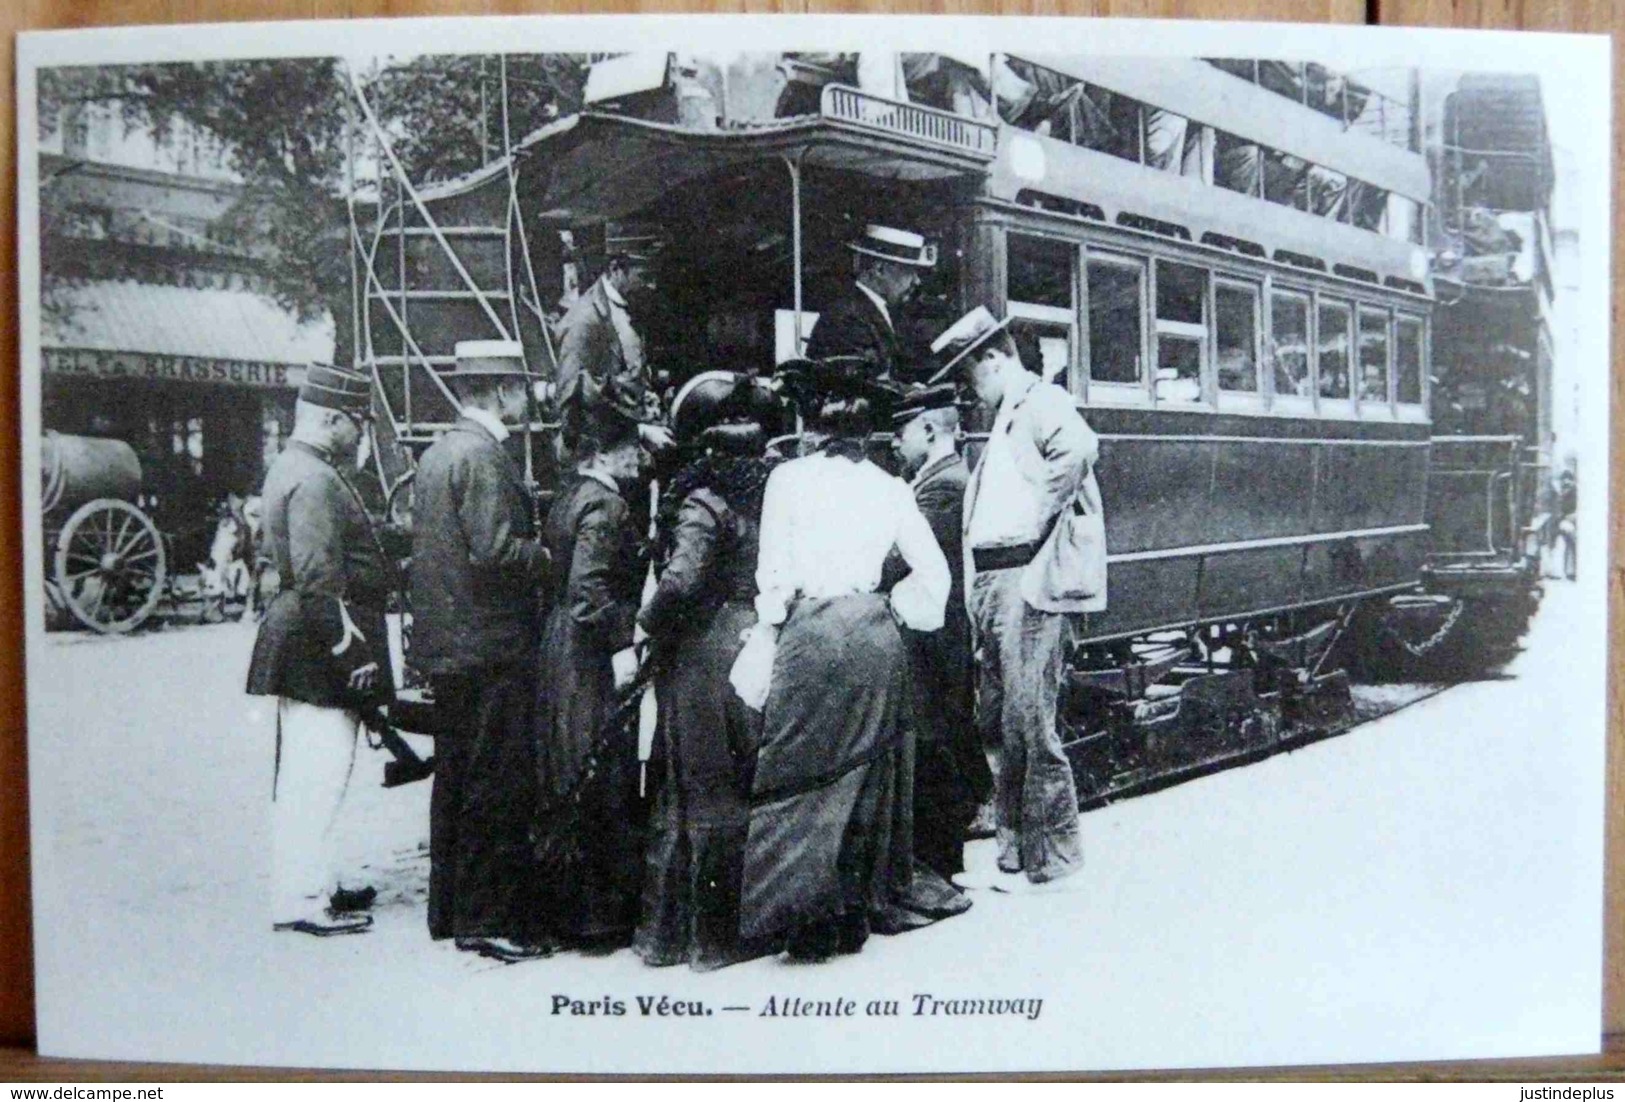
[{"x1": 1, "y1": 0, "x2": 1620, "y2": 1080}]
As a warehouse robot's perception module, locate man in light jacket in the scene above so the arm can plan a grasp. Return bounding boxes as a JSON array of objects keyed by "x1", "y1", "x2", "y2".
[{"x1": 929, "y1": 306, "x2": 1106, "y2": 893}]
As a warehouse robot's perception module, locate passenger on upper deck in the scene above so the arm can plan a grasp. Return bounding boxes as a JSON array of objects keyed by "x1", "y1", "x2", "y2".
[{"x1": 804, "y1": 223, "x2": 936, "y2": 382}]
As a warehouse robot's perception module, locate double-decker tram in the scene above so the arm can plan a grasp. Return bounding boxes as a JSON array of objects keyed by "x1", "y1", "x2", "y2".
[{"x1": 351, "y1": 51, "x2": 1472, "y2": 804}]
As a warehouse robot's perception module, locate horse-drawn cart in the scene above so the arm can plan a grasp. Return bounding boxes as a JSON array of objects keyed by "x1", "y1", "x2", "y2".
[{"x1": 42, "y1": 431, "x2": 169, "y2": 634}]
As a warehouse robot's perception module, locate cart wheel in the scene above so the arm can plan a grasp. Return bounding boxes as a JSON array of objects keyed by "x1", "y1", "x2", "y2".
[{"x1": 54, "y1": 498, "x2": 167, "y2": 634}]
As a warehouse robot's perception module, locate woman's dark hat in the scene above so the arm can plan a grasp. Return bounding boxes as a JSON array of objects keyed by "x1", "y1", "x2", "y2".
[
  {"x1": 671, "y1": 371, "x2": 783, "y2": 446},
  {"x1": 774, "y1": 357, "x2": 904, "y2": 415},
  {"x1": 578, "y1": 402, "x2": 642, "y2": 454},
  {"x1": 299, "y1": 363, "x2": 372, "y2": 415}
]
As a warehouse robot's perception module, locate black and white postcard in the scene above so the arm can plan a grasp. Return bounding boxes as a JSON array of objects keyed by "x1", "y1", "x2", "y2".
[{"x1": 15, "y1": 14, "x2": 1613, "y2": 1074}]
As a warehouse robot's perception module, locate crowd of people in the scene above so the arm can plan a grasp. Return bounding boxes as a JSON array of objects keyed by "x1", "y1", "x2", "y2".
[{"x1": 247, "y1": 221, "x2": 1109, "y2": 970}]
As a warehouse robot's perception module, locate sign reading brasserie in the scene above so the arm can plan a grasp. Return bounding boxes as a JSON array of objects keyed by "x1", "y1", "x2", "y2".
[{"x1": 44, "y1": 347, "x2": 306, "y2": 389}]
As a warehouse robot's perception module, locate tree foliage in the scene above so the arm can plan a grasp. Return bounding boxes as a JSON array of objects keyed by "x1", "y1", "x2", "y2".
[{"x1": 36, "y1": 54, "x2": 588, "y2": 366}]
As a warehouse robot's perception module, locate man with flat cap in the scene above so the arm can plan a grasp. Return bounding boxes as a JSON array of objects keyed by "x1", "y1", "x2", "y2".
[
  {"x1": 555, "y1": 239, "x2": 674, "y2": 458},
  {"x1": 805, "y1": 223, "x2": 936, "y2": 381},
  {"x1": 889, "y1": 382, "x2": 991, "y2": 882},
  {"x1": 411, "y1": 339, "x2": 553, "y2": 962},
  {"x1": 929, "y1": 307, "x2": 1107, "y2": 895},
  {"x1": 249, "y1": 362, "x2": 392, "y2": 937}
]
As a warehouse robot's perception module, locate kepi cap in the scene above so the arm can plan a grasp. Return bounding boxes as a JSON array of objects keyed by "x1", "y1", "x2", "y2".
[
  {"x1": 892, "y1": 382, "x2": 961, "y2": 426},
  {"x1": 299, "y1": 362, "x2": 372, "y2": 415},
  {"x1": 926, "y1": 306, "x2": 1012, "y2": 385}
]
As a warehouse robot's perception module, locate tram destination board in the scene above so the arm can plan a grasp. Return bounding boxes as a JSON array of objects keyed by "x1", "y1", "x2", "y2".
[{"x1": 12, "y1": 13, "x2": 1614, "y2": 1077}]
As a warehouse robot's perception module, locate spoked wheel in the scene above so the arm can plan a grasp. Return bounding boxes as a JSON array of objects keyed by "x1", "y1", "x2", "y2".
[{"x1": 53, "y1": 498, "x2": 167, "y2": 633}]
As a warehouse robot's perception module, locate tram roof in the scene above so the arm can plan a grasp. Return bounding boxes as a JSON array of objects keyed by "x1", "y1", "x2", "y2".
[{"x1": 418, "y1": 106, "x2": 997, "y2": 222}]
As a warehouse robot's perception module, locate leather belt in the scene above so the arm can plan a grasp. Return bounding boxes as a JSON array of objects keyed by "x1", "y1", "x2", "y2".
[{"x1": 972, "y1": 541, "x2": 1042, "y2": 573}]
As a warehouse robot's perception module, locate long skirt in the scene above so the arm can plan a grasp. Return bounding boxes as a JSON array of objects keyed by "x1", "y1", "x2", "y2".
[
  {"x1": 740, "y1": 593, "x2": 914, "y2": 946},
  {"x1": 634, "y1": 600, "x2": 759, "y2": 971},
  {"x1": 428, "y1": 658, "x2": 546, "y2": 942},
  {"x1": 536, "y1": 610, "x2": 645, "y2": 943}
]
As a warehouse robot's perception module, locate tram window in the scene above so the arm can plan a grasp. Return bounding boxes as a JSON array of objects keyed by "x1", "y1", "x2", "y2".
[
  {"x1": 1156, "y1": 261, "x2": 1206, "y2": 325},
  {"x1": 1077, "y1": 86, "x2": 1143, "y2": 163},
  {"x1": 1395, "y1": 316, "x2": 1424, "y2": 405},
  {"x1": 1358, "y1": 308, "x2": 1391, "y2": 405},
  {"x1": 1270, "y1": 291, "x2": 1312, "y2": 399},
  {"x1": 1144, "y1": 109, "x2": 1210, "y2": 182},
  {"x1": 1007, "y1": 235, "x2": 1074, "y2": 309},
  {"x1": 1317, "y1": 300, "x2": 1353, "y2": 400},
  {"x1": 1262, "y1": 148, "x2": 1309, "y2": 211},
  {"x1": 1085, "y1": 256, "x2": 1144, "y2": 386},
  {"x1": 1215, "y1": 283, "x2": 1260, "y2": 393},
  {"x1": 1387, "y1": 194, "x2": 1423, "y2": 245},
  {"x1": 1155, "y1": 261, "x2": 1207, "y2": 403},
  {"x1": 1308, "y1": 165, "x2": 1349, "y2": 220},
  {"x1": 1156, "y1": 337, "x2": 1204, "y2": 403},
  {"x1": 1348, "y1": 179, "x2": 1388, "y2": 232},
  {"x1": 1214, "y1": 131, "x2": 1261, "y2": 197}
]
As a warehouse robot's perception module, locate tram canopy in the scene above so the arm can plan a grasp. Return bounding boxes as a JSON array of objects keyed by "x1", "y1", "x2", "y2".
[{"x1": 495, "y1": 105, "x2": 997, "y2": 225}]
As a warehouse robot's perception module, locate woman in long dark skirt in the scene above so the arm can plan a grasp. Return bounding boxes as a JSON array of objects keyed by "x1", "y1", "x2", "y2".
[
  {"x1": 634, "y1": 372, "x2": 780, "y2": 971},
  {"x1": 536, "y1": 411, "x2": 647, "y2": 948},
  {"x1": 740, "y1": 362, "x2": 953, "y2": 962}
]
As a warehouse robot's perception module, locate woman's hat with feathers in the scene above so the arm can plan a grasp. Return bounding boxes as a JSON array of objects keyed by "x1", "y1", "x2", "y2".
[{"x1": 771, "y1": 356, "x2": 904, "y2": 416}]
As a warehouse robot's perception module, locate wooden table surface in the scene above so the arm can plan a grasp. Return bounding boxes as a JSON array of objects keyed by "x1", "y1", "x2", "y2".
[{"x1": 1, "y1": 0, "x2": 1621, "y2": 1080}]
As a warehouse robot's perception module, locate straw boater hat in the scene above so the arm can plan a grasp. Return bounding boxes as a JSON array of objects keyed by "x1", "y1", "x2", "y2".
[
  {"x1": 452, "y1": 339, "x2": 530, "y2": 377},
  {"x1": 926, "y1": 306, "x2": 1013, "y2": 386},
  {"x1": 299, "y1": 362, "x2": 372, "y2": 415},
  {"x1": 846, "y1": 223, "x2": 938, "y2": 269}
]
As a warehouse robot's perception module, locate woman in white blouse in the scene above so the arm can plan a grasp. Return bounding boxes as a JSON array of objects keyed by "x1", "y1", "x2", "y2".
[{"x1": 738, "y1": 364, "x2": 952, "y2": 963}]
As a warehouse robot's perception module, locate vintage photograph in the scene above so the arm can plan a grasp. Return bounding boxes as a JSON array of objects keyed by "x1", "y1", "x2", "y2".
[{"x1": 15, "y1": 16, "x2": 1612, "y2": 1074}]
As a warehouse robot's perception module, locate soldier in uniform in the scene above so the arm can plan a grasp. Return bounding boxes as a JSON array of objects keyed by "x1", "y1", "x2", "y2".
[
  {"x1": 248, "y1": 362, "x2": 393, "y2": 937},
  {"x1": 804, "y1": 223, "x2": 936, "y2": 381},
  {"x1": 889, "y1": 383, "x2": 992, "y2": 882},
  {"x1": 411, "y1": 340, "x2": 553, "y2": 963}
]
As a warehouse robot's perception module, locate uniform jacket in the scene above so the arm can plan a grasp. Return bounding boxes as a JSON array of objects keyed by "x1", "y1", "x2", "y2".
[
  {"x1": 246, "y1": 441, "x2": 393, "y2": 709},
  {"x1": 805, "y1": 283, "x2": 908, "y2": 380},
  {"x1": 410, "y1": 417, "x2": 549, "y2": 676},
  {"x1": 555, "y1": 277, "x2": 661, "y2": 439},
  {"x1": 964, "y1": 372, "x2": 1107, "y2": 614}
]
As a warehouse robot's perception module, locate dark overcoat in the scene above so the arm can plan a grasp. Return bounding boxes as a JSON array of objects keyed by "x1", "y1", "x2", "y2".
[
  {"x1": 555, "y1": 278, "x2": 661, "y2": 447},
  {"x1": 634, "y1": 486, "x2": 761, "y2": 970},
  {"x1": 409, "y1": 417, "x2": 548, "y2": 677},
  {"x1": 246, "y1": 441, "x2": 393, "y2": 710},
  {"x1": 804, "y1": 283, "x2": 909, "y2": 380},
  {"x1": 536, "y1": 473, "x2": 646, "y2": 941},
  {"x1": 899, "y1": 453, "x2": 992, "y2": 876}
]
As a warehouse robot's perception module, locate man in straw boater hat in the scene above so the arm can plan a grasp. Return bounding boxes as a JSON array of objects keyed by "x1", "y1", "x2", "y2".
[
  {"x1": 888, "y1": 382, "x2": 992, "y2": 885},
  {"x1": 249, "y1": 362, "x2": 394, "y2": 937},
  {"x1": 928, "y1": 306, "x2": 1107, "y2": 895},
  {"x1": 411, "y1": 340, "x2": 554, "y2": 963},
  {"x1": 804, "y1": 222, "x2": 937, "y2": 381}
]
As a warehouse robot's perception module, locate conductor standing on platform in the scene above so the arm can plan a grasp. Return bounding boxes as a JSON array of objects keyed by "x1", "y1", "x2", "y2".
[
  {"x1": 248, "y1": 363, "x2": 393, "y2": 937},
  {"x1": 804, "y1": 223, "x2": 936, "y2": 381},
  {"x1": 930, "y1": 307, "x2": 1107, "y2": 895},
  {"x1": 411, "y1": 340, "x2": 553, "y2": 963}
]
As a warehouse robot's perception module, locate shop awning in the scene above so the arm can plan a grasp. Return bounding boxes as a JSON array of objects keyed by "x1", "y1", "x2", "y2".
[{"x1": 41, "y1": 279, "x2": 334, "y2": 388}]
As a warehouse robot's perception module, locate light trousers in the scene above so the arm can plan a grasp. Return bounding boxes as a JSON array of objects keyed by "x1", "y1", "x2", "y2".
[{"x1": 272, "y1": 698, "x2": 359, "y2": 922}]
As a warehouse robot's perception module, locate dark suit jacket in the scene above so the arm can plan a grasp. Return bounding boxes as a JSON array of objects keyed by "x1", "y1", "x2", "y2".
[
  {"x1": 804, "y1": 283, "x2": 909, "y2": 379},
  {"x1": 246, "y1": 441, "x2": 393, "y2": 709},
  {"x1": 409, "y1": 417, "x2": 549, "y2": 676}
]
